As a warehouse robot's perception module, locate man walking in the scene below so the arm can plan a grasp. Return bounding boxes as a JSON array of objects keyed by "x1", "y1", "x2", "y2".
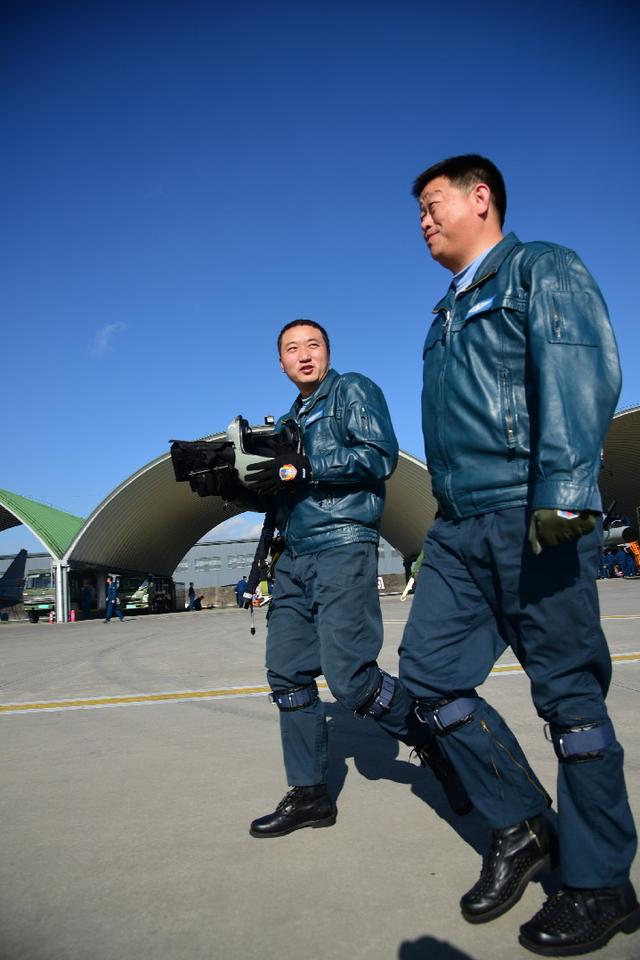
[
  {"x1": 244, "y1": 319, "x2": 466, "y2": 837},
  {"x1": 401, "y1": 154, "x2": 638, "y2": 955},
  {"x1": 187, "y1": 582, "x2": 196, "y2": 610},
  {"x1": 235, "y1": 575, "x2": 248, "y2": 608},
  {"x1": 104, "y1": 575, "x2": 124, "y2": 623}
]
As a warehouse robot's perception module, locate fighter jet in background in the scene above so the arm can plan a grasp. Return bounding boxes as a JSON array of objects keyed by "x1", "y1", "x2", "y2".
[{"x1": 0, "y1": 549, "x2": 28, "y2": 611}]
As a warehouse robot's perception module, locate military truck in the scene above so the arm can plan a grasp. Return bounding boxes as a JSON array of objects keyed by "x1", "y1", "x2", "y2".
[
  {"x1": 24, "y1": 569, "x2": 185, "y2": 621},
  {"x1": 119, "y1": 575, "x2": 181, "y2": 614},
  {"x1": 23, "y1": 568, "x2": 55, "y2": 623}
]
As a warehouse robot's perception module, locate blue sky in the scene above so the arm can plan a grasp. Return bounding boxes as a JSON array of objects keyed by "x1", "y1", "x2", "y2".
[{"x1": 2, "y1": 0, "x2": 639, "y2": 555}]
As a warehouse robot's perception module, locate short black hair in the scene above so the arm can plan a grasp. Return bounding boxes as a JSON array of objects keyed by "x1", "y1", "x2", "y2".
[
  {"x1": 277, "y1": 318, "x2": 331, "y2": 356},
  {"x1": 411, "y1": 154, "x2": 507, "y2": 227}
]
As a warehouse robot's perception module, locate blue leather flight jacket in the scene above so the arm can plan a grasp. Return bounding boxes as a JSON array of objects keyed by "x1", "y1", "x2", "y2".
[
  {"x1": 422, "y1": 233, "x2": 621, "y2": 520},
  {"x1": 276, "y1": 368, "x2": 399, "y2": 556}
]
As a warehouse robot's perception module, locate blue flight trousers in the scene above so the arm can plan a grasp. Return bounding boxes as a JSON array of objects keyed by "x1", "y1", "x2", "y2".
[
  {"x1": 399, "y1": 507, "x2": 637, "y2": 887},
  {"x1": 266, "y1": 541, "x2": 424, "y2": 787},
  {"x1": 104, "y1": 599, "x2": 124, "y2": 621}
]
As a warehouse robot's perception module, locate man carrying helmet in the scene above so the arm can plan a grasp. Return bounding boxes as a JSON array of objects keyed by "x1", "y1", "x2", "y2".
[{"x1": 244, "y1": 319, "x2": 469, "y2": 837}]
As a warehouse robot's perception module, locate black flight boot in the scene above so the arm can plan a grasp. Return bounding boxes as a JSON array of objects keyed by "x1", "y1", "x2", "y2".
[
  {"x1": 519, "y1": 882, "x2": 640, "y2": 956},
  {"x1": 460, "y1": 814, "x2": 555, "y2": 923},
  {"x1": 249, "y1": 785, "x2": 337, "y2": 838},
  {"x1": 411, "y1": 736, "x2": 473, "y2": 817}
]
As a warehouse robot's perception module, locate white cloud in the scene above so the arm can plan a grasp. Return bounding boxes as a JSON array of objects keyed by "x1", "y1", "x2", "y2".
[
  {"x1": 92, "y1": 322, "x2": 126, "y2": 357},
  {"x1": 209, "y1": 513, "x2": 265, "y2": 541}
]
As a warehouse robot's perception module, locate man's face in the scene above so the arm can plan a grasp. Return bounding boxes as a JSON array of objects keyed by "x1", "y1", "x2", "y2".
[
  {"x1": 279, "y1": 324, "x2": 330, "y2": 397},
  {"x1": 418, "y1": 175, "x2": 485, "y2": 273}
]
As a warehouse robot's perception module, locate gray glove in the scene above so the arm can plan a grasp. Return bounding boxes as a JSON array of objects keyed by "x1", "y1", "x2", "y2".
[{"x1": 528, "y1": 509, "x2": 598, "y2": 555}]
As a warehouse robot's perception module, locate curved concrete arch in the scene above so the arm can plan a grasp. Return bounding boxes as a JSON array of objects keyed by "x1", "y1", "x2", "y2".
[
  {"x1": 64, "y1": 437, "x2": 243, "y2": 575},
  {"x1": 62, "y1": 404, "x2": 640, "y2": 585},
  {"x1": 64, "y1": 431, "x2": 436, "y2": 576}
]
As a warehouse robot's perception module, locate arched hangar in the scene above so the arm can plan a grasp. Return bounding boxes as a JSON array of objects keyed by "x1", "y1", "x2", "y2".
[
  {"x1": 3, "y1": 406, "x2": 637, "y2": 622},
  {"x1": 56, "y1": 433, "x2": 437, "y2": 621}
]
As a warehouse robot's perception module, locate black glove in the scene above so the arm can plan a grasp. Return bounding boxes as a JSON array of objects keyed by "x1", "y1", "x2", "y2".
[
  {"x1": 245, "y1": 452, "x2": 312, "y2": 495},
  {"x1": 528, "y1": 509, "x2": 598, "y2": 555}
]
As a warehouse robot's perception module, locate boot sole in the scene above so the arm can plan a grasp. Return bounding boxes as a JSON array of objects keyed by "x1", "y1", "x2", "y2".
[
  {"x1": 461, "y1": 853, "x2": 552, "y2": 924},
  {"x1": 518, "y1": 904, "x2": 640, "y2": 956},
  {"x1": 249, "y1": 813, "x2": 337, "y2": 838}
]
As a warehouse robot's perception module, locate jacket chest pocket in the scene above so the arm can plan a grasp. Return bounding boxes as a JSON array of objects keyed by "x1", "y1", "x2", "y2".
[
  {"x1": 301, "y1": 412, "x2": 334, "y2": 452},
  {"x1": 449, "y1": 294, "x2": 526, "y2": 333}
]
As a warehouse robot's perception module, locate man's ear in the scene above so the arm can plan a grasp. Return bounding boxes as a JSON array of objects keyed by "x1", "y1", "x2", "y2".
[
  {"x1": 279, "y1": 358, "x2": 285, "y2": 373},
  {"x1": 473, "y1": 182, "x2": 492, "y2": 216}
]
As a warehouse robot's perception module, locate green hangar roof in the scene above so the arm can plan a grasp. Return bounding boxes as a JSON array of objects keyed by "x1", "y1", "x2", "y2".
[{"x1": 0, "y1": 489, "x2": 85, "y2": 560}]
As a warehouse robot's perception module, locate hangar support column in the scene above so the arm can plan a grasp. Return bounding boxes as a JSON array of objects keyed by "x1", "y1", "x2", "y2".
[{"x1": 54, "y1": 562, "x2": 69, "y2": 623}]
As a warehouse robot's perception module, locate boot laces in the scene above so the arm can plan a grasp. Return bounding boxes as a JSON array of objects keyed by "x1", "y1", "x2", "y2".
[
  {"x1": 276, "y1": 787, "x2": 303, "y2": 812},
  {"x1": 473, "y1": 830, "x2": 538, "y2": 897},
  {"x1": 473, "y1": 835, "x2": 505, "y2": 893}
]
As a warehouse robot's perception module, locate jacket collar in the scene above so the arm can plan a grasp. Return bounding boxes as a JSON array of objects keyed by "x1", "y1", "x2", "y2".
[
  {"x1": 432, "y1": 232, "x2": 521, "y2": 313},
  {"x1": 292, "y1": 367, "x2": 339, "y2": 415}
]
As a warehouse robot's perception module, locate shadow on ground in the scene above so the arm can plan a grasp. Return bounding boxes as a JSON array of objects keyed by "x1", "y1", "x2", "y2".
[
  {"x1": 399, "y1": 935, "x2": 476, "y2": 959},
  {"x1": 324, "y1": 701, "x2": 560, "y2": 898}
]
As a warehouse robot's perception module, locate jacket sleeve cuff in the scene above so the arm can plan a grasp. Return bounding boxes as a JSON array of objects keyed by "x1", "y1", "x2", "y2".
[{"x1": 530, "y1": 480, "x2": 602, "y2": 513}]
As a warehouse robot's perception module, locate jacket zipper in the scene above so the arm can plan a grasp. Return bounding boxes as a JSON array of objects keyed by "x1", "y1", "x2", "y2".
[
  {"x1": 501, "y1": 369, "x2": 516, "y2": 447},
  {"x1": 552, "y1": 302, "x2": 561, "y2": 340},
  {"x1": 360, "y1": 406, "x2": 369, "y2": 436},
  {"x1": 437, "y1": 309, "x2": 450, "y2": 438}
]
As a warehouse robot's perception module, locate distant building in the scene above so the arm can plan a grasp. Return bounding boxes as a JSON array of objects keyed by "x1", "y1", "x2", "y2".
[
  {"x1": 173, "y1": 536, "x2": 404, "y2": 589},
  {"x1": 1, "y1": 536, "x2": 404, "y2": 596}
]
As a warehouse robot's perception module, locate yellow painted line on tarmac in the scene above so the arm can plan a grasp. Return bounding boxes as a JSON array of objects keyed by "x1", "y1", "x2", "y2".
[
  {"x1": 477, "y1": 651, "x2": 640, "y2": 677},
  {"x1": 1, "y1": 655, "x2": 639, "y2": 717},
  {"x1": 0, "y1": 682, "x2": 327, "y2": 716}
]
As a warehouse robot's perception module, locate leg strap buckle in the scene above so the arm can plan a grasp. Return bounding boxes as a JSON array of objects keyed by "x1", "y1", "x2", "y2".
[
  {"x1": 354, "y1": 672, "x2": 396, "y2": 720},
  {"x1": 270, "y1": 682, "x2": 319, "y2": 712},
  {"x1": 546, "y1": 719, "x2": 615, "y2": 760},
  {"x1": 414, "y1": 696, "x2": 480, "y2": 734}
]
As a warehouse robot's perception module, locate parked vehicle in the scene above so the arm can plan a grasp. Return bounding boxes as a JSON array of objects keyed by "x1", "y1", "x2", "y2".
[
  {"x1": 120, "y1": 576, "x2": 181, "y2": 614},
  {"x1": 23, "y1": 569, "x2": 55, "y2": 623}
]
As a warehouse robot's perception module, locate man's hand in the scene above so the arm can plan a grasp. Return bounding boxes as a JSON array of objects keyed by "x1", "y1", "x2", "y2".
[
  {"x1": 245, "y1": 453, "x2": 312, "y2": 495},
  {"x1": 528, "y1": 509, "x2": 598, "y2": 555}
]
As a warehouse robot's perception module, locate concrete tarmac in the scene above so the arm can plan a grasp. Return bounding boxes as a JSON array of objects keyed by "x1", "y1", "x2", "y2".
[{"x1": 1, "y1": 580, "x2": 639, "y2": 960}]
